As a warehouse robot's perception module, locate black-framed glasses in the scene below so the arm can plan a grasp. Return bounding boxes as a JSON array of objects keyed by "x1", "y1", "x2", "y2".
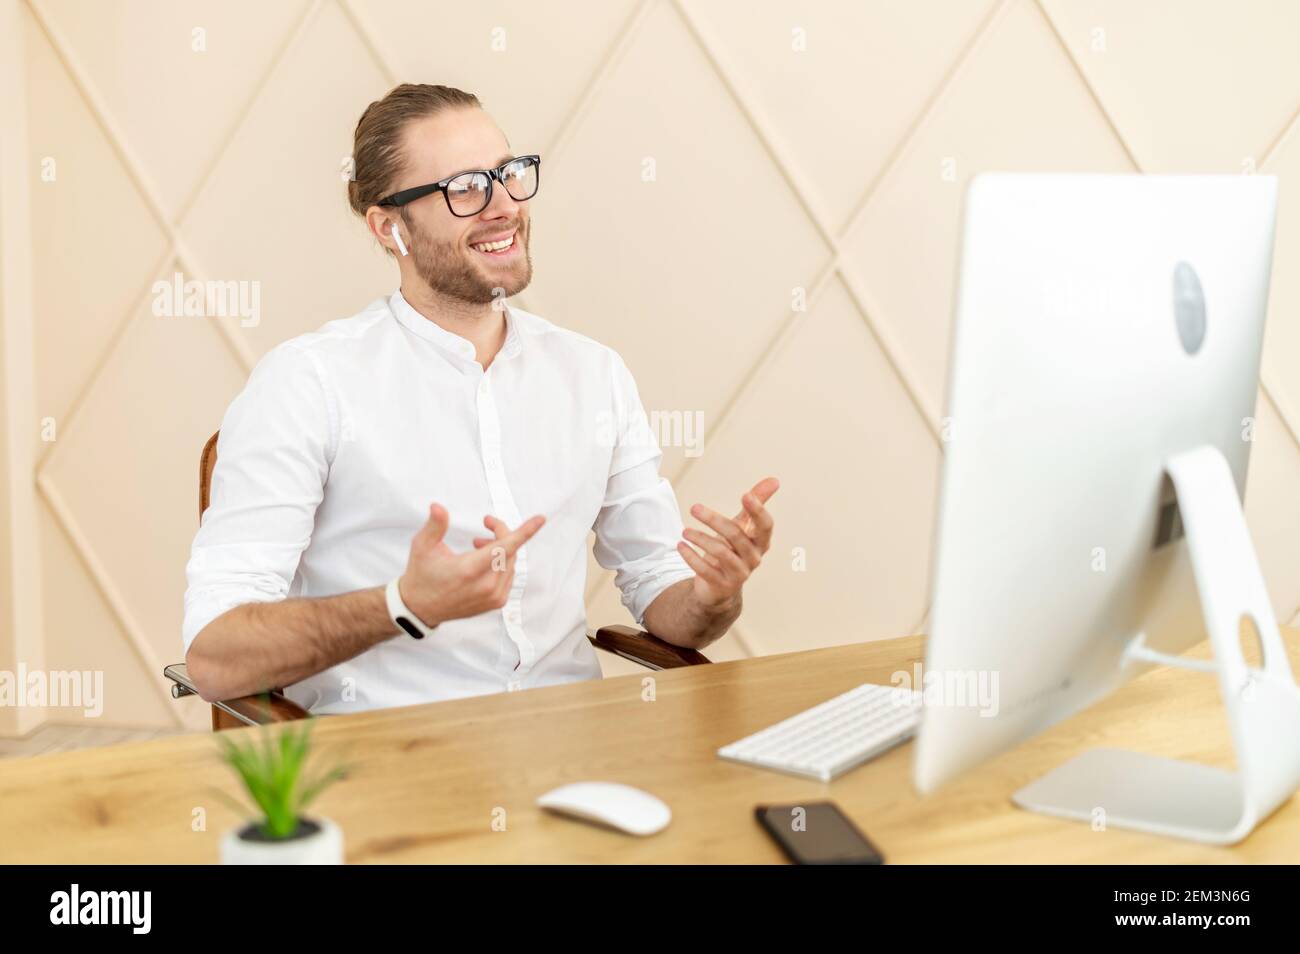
[{"x1": 377, "y1": 155, "x2": 540, "y2": 217}]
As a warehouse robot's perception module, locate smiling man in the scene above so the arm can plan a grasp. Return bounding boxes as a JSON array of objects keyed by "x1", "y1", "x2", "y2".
[{"x1": 182, "y1": 84, "x2": 779, "y2": 712}]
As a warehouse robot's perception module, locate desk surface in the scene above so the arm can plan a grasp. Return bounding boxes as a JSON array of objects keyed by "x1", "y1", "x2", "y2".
[{"x1": 2, "y1": 631, "x2": 1297, "y2": 863}]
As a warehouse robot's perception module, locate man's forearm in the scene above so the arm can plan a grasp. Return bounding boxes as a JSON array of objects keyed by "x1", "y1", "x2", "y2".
[
  {"x1": 185, "y1": 586, "x2": 396, "y2": 702},
  {"x1": 640, "y1": 578, "x2": 741, "y2": 651}
]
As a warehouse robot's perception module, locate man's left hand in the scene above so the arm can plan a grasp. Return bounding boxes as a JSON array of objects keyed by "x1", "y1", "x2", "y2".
[{"x1": 677, "y1": 476, "x2": 780, "y2": 612}]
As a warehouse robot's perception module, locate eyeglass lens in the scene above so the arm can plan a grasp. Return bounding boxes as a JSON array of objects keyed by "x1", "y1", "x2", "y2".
[{"x1": 445, "y1": 158, "x2": 538, "y2": 215}]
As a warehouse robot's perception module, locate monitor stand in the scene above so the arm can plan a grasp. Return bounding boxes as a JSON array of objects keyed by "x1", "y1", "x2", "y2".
[{"x1": 1012, "y1": 444, "x2": 1300, "y2": 844}]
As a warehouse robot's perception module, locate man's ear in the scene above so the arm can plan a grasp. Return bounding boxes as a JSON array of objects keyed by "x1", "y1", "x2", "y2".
[{"x1": 365, "y1": 206, "x2": 404, "y2": 257}]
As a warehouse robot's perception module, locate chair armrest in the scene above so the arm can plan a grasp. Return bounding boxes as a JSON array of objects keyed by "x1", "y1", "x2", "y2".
[
  {"x1": 588, "y1": 625, "x2": 711, "y2": 670},
  {"x1": 163, "y1": 663, "x2": 311, "y2": 728}
]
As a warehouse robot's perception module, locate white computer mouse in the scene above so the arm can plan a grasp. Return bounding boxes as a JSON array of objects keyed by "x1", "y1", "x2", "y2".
[{"x1": 536, "y1": 781, "x2": 671, "y2": 836}]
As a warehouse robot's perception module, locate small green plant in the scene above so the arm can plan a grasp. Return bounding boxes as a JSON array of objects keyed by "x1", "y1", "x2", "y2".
[{"x1": 216, "y1": 718, "x2": 347, "y2": 840}]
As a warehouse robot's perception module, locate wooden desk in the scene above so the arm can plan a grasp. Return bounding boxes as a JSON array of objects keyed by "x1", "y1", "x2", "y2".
[{"x1": 1, "y1": 630, "x2": 1297, "y2": 863}]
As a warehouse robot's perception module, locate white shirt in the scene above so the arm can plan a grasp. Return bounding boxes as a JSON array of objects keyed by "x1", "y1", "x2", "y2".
[{"x1": 183, "y1": 291, "x2": 695, "y2": 713}]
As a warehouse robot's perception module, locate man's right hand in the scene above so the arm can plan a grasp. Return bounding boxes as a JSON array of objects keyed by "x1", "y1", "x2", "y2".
[{"x1": 398, "y1": 503, "x2": 545, "y2": 628}]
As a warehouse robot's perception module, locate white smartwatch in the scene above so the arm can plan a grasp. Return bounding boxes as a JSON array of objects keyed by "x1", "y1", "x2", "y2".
[{"x1": 385, "y1": 578, "x2": 438, "y2": 640}]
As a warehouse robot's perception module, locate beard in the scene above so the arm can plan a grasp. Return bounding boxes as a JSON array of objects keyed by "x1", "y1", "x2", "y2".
[{"x1": 403, "y1": 211, "x2": 533, "y2": 306}]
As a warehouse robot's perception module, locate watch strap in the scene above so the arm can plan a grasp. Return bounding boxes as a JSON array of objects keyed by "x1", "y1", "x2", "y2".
[{"x1": 385, "y1": 578, "x2": 437, "y2": 640}]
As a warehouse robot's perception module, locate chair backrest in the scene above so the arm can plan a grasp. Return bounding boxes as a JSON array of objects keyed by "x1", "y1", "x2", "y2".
[{"x1": 199, "y1": 431, "x2": 219, "y2": 523}]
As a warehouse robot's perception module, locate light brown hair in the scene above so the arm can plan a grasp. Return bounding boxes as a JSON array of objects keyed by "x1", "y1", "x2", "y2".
[{"x1": 346, "y1": 83, "x2": 482, "y2": 218}]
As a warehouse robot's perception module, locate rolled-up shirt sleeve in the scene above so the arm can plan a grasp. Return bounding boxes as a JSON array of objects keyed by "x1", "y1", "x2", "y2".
[
  {"x1": 592, "y1": 353, "x2": 696, "y2": 626},
  {"x1": 182, "y1": 342, "x2": 335, "y2": 651}
]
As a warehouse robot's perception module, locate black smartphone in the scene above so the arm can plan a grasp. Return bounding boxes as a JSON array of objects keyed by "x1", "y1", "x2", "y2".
[{"x1": 755, "y1": 801, "x2": 885, "y2": 865}]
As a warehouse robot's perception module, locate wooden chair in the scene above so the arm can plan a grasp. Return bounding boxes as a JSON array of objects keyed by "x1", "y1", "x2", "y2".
[{"x1": 165, "y1": 432, "x2": 710, "y2": 729}]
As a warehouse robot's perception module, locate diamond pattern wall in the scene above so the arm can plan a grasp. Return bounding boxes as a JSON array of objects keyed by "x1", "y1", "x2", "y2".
[{"x1": 16, "y1": 0, "x2": 1300, "y2": 728}]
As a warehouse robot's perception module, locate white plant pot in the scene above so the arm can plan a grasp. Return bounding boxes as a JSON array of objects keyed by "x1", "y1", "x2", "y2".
[{"x1": 220, "y1": 817, "x2": 343, "y2": 865}]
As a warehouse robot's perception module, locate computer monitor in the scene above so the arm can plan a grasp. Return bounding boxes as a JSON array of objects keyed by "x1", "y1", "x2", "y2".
[{"x1": 913, "y1": 173, "x2": 1300, "y2": 844}]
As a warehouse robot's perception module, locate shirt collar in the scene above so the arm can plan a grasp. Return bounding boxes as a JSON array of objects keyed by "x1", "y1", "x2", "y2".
[{"x1": 388, "y1": 289, "x2": 524, "y2": 368}]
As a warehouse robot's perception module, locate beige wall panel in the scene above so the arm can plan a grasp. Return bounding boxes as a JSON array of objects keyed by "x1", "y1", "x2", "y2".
[
  {"x1": 25, "y1": 8, "x2": 170, "y2": 430},
  {"x1": 682, "y1": 0, "x2": 999, "y2": 232},
  {"x1": 352, "y1": 0, "x2": 641, "y2": 157},
  {"x1": 36, "y1": 503, "x2": 178, "y2": 727},
  {"x1": 0, "y1": 0, "x2": 46, "y2": 737},
  {"x1": 1244, "y1": 393, "x2": 1300, "y2": 623},
  {"x1": 840, "y1": 0, "x2": 1135, "y2": 423},
  {"x1": 525, "y1": 0, "x2": 831, "y2": 482},
  {"x1": 40, "y1": 280, "x2": 247, "y2": 718},
  {"x1": 672, "y1": 275, "x2": 938, "y2": 655},
  {"x1": 1041, "y1": 0, "x2": 1300, "y2": 173},
  {"x1": 9, "y1": 0, "x2": 1300, "y2": 732},
  {"x1": 32, "y1": 0, "x2": 312, "y2": 218},
  {"x1": 1257, "y1": 120, "x2": 1300, "y2": 449},
  {"x1": 178, "y1": 0, "x2": 393, "y2": 361}
]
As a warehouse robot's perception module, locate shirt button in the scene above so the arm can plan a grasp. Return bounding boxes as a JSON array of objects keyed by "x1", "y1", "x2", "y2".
[{"x1": 505, "y1": 609, "x2": 521, "y2": 625}]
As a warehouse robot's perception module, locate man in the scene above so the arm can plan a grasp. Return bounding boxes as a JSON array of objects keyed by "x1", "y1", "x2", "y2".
[{"x1": 183, "y1": 83, "x2": 779, "y2": 713}]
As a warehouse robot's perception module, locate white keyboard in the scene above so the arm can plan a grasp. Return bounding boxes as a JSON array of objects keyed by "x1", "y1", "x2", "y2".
[{"x1": 717, "y1": 683, "x2": 923, "y2": 782}]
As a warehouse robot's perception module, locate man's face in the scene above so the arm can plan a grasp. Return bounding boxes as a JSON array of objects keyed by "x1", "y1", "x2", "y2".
[{"x1": 390, "y1": 107, "x2": 533, "y2": 305}]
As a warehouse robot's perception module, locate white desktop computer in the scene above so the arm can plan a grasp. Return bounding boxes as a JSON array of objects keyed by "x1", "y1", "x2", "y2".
[
  {"x1": 914, "y1": 172, "x2": 1299, "y2": 844},
  {"x1": 717, "y1": 173, "x2": 1299, "y2": 842}
]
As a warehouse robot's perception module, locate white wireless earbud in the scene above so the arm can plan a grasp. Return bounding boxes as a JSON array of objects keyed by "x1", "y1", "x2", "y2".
[{"x1": 390, "y1": 223, "x2": 409, "y2": 257}]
